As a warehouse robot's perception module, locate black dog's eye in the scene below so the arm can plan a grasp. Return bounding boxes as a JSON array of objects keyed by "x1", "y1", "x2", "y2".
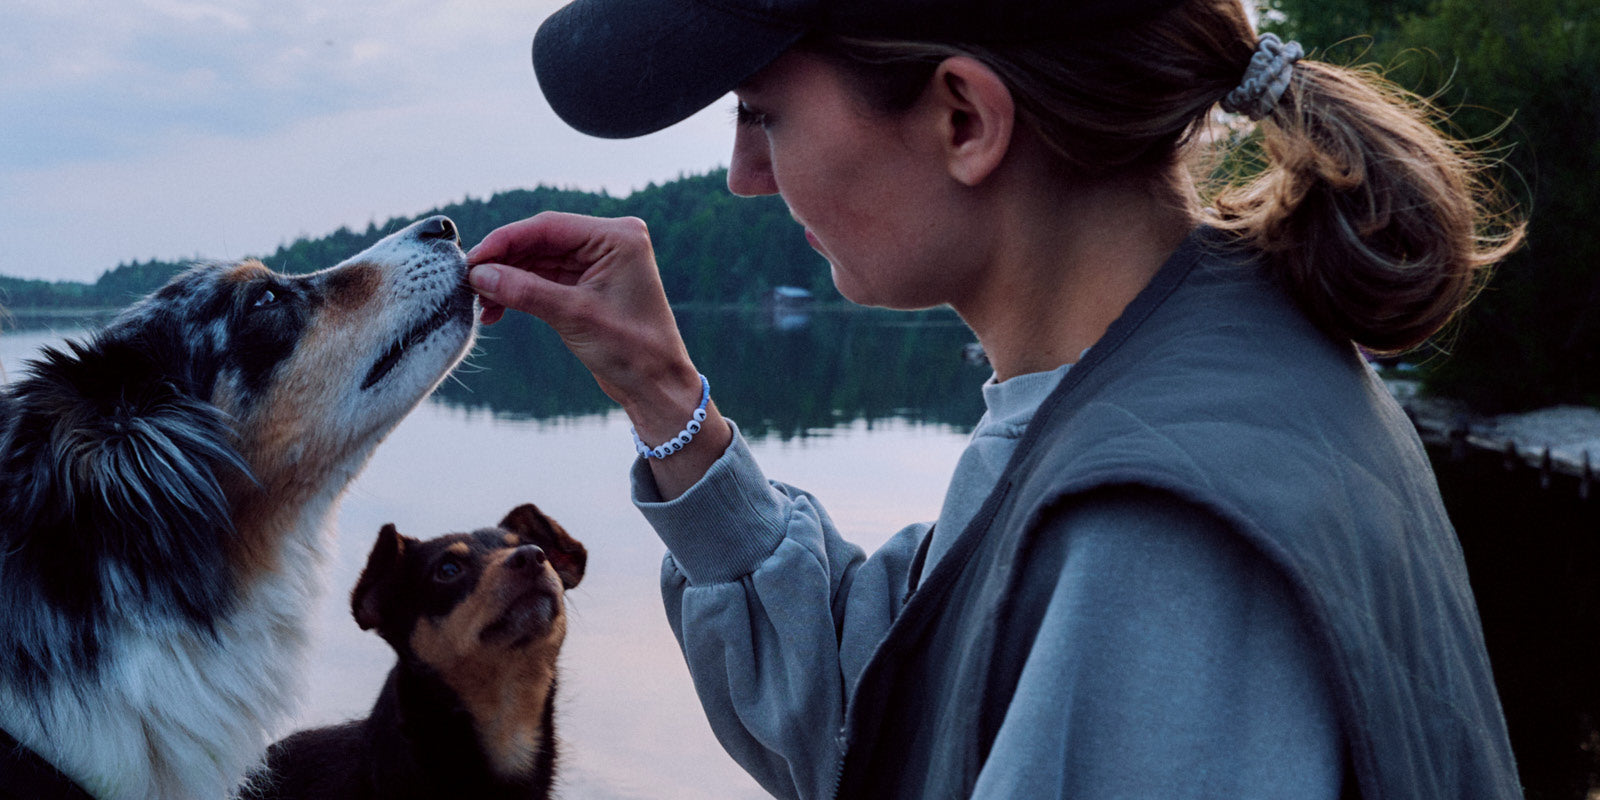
[
  {"x1": 433, "y1": 559, "x2": 463, "y2": 582},
  {"x1": 253, "y1": 287, "x2": 279, "y2": 308}
]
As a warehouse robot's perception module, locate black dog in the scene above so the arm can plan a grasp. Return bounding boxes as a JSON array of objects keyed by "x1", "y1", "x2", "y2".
[{"x1": 250, "y1": 504, "x2": 587, "y2": 799}]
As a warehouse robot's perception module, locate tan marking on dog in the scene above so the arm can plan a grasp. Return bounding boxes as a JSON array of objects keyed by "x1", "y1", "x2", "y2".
[
  {"x1": 227, "y1": 349, "x2": 354, "y2": 578},
  {"x1": 502, "y1": 533, "x2": 520, "y2": 547},
  {"x1": 409, "y1": 550, "x2": 568, "y2": 779},
  {"x1": 320, "y1": 262, "x2": 382, "y2": 314},
  {"x1": 225, "y1": 279, "x2": 393, "y2": 581},
  {"x1": 446, "y1": 542, "x2": 472, "y2": 557},
  {"x1": 222, "y1": 260, "x2": 272, "y2": 283}
]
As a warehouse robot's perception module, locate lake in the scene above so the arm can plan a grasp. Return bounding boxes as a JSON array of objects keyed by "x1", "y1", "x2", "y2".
[{"x1": 0, "y1": 305, "x2": 990, "y2": 799}]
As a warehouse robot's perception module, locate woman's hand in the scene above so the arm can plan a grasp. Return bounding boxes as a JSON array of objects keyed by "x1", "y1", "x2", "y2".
[
  {"x1": 467, "y1": 212, "x2": 730, "y2": 498},
  {"x1": 467, "y1": 212, "x2": 685, "y2": 405}
]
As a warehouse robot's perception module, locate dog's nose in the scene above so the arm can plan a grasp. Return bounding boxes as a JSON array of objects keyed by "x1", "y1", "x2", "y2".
[
  {"x1": 416, "y1": 215, "x2": 458, "y2": 244},
  {"x1": 505, "y1": 545, "x2": 548, "y2": 571}
]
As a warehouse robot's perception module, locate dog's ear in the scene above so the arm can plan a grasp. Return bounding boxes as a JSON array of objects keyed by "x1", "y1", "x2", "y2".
[
  {"x1": 499, "y1": 503, "x2": 587, "y2": 589},
  {"x1": 351, "y1": 524, "x2": 409, "y2": 631},
  {"x1": 1, "y1": 338, "x2": 250, "y2": 621}
]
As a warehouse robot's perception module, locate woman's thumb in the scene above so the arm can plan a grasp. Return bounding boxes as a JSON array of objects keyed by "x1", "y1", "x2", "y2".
[
  {"x1": 469, "y1": 264, "x2": 564, "y2": 322},
  {"x1": 469, "y1": 263, "x2": 506, "y2": 297}
]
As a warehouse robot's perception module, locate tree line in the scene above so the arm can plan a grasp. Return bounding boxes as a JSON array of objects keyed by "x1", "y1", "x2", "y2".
[{"x1": 0, "y1": 170, "x2": 834, "y2": 312}]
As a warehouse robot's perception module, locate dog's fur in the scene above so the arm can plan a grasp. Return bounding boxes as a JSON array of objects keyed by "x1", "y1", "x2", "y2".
[
  {"x1": 0, "y1": 216, "x2": 477, "y2": 800},
  {"x1": 250, "y1": 504, "x2": 587, "y2": 799}
]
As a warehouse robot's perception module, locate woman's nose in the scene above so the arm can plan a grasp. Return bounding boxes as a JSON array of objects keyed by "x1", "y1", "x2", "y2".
[{"x1": 727, "y1": 124, "x2": 778, "y2": 197}]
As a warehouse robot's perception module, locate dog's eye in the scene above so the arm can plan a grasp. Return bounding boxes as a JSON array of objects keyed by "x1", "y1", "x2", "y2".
[
  {"x1": 433, "y1": 560, "x2": 463, "y2": 582},
  {"x1": 253, "y1": 288, "x2": 279, "y2": 308}
]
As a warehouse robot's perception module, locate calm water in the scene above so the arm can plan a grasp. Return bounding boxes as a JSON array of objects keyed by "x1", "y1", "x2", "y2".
[{"x1": 0, "y1": 306, "x2": 989, "y2": 799}]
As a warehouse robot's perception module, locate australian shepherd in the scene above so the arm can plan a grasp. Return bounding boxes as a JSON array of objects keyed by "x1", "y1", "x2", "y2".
[{"x1": 0, "y1": 215, "x2": 477, "y2": 799}]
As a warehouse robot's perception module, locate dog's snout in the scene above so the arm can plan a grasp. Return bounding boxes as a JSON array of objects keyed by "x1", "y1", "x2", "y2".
[
  {"x1": 416, "y1": 215, "x2": 458, "y2": 245},
  {"x1": 505, "y1": 545, "x2": 548, "y2": 571}
]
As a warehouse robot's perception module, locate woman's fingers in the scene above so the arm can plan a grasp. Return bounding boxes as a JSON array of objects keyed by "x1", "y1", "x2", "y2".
[
  {"x1": 468, "y1": 211, "x2": 647, "y2": 271},
  {"x1": 468, "y1": 214, "x2": 655, "y2": 310},
  {"x1": 467, "y1": 211, "x2": 584, "y2": 268},
  {"x1": 478, "y1": 297, "x2": 507, "y2": 325},
  {"x1": 469, "y1": 262, "x2": 571, "y2": 322}
]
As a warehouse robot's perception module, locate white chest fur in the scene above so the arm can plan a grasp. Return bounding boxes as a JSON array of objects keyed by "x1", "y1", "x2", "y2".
[{"x1": 0, "y1": 496, "x2": 341, "y2": 800}]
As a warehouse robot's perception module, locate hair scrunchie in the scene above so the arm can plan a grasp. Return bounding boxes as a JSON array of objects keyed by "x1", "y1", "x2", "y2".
[{"x1": 1220, "y1": 32, "x2": 1305, "y2": 120}]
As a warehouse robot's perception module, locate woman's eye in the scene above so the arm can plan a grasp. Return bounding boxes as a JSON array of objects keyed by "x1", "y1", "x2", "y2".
[
  {"x1": 434, "y1": 560, "x2": 462, "y2": 581},
  {"x1": 253, "y1": 288, "x2": 279, "y2": 308},
  {"x1": 734, "y1": 101, "x2": 769, "y2": 129}
]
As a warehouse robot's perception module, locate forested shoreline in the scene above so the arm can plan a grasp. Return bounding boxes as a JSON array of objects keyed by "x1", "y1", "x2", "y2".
[{"x1": 0, "y1": 170, "x2": 834, "y2": 314}]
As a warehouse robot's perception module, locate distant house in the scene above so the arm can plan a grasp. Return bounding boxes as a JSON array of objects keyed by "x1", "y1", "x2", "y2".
[
  {"x1": 769, "y1": 286, "x2": 813, "y2": 305},
  {"x1": 766, "y1": 286, "x2": 813, "y2": 331}
]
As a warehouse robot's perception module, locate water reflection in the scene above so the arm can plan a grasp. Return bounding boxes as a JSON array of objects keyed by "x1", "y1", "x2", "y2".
[{"x1": 440, "y1": 305, "x2": 990, "y2": 439}]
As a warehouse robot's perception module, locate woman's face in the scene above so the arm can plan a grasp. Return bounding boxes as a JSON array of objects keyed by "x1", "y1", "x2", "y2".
[{"x1": 728, "y1": 50, "x2": 986, "y2": 310}]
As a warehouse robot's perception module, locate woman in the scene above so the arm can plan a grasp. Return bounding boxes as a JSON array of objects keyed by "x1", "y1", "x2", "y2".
[{"x1": 467, "y1": 0, "x2": 1524, "y2": 797}]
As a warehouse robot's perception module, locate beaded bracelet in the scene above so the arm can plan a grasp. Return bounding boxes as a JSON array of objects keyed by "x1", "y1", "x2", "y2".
[{"x1": 632, "y1": 374, "x2": 711, "y2": 459}]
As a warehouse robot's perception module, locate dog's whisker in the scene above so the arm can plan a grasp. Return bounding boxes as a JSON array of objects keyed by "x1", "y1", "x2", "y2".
[{"x1": 442, "y1": 372, "x2": 474, "y2": 393}]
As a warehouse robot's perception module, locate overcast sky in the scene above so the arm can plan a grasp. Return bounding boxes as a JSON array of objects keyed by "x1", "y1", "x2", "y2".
[{"x1": 0, "y1": 0, "x2": 737, "y2": 283}]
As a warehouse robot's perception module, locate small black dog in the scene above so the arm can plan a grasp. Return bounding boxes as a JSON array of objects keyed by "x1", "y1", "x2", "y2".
[{"x1": 251, "y1": 504, "x2": 587, "y2": 799}]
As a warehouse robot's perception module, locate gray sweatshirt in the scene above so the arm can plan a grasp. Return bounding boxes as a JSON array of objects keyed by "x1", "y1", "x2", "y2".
[{"x1": 633, "y1": 368, "x2": 1344, "y2": 800}]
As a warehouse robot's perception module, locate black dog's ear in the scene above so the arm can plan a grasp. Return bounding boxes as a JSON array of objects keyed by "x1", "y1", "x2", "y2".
[
  {"x1": 499, "y1": 503, "x2": 587, "y2": 589},
  {"x1": 351, "y1": 524, "x2": 409, "y2": 631}
]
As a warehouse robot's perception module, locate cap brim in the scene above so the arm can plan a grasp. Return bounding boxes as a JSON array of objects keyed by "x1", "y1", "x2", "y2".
[{"x1": 534, "y1": 0, "x2": 807, "y2": 139}]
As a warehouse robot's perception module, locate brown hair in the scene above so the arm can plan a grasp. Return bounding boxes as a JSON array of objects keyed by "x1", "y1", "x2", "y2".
[{"x1": 802, "y1": 0, "x2": 1524, "y2": 353}]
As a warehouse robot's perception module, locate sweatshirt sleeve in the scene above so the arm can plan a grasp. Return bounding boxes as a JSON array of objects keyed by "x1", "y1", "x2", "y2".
[
  {"x1": 633, "y1": 422, "x2": 926, "y2": 800},
  {"x1": 971, "y1": 487, "x2": 1346, "y2": 799}
]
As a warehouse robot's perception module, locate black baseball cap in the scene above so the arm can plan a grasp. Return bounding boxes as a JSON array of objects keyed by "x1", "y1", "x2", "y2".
[{"x1": 533, "y1": 0, "x2": 1186, "y2": 139}]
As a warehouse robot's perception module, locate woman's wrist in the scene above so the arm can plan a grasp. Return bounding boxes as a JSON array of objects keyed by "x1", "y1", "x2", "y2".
[
  {"x1": 639, "y1": 403, "x2": 733, "y2": 501},
  {"x1": 611, "y1": 359, "x2": 731, "y2": 499},
  {"x1": 616, "y1": 361, "x2": 710, "y2": 446},
  {"x1": 631, "y1": 374, "x2": 710, "y2": 459}
]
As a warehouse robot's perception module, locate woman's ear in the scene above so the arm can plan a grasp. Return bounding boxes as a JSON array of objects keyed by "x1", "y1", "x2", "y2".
[{"x1": 929, "y1": 56, "x2": 1015, "y2": 187}]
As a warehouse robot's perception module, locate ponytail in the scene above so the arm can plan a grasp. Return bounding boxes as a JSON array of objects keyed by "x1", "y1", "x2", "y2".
[{"x1": 1210, "y1": 57, "x2": 1524, "y2": 353}]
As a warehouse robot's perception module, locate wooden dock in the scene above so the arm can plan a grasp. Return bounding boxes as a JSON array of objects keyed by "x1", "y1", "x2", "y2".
[{"x1": 1393, "y1": 379, "x2": 1600, "y2": 497}]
